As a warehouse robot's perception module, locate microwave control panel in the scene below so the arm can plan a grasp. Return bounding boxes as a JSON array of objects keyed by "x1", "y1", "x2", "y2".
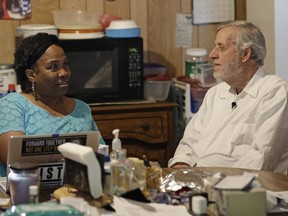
[{"x1": 127, "y1": 47, "x2": 143, "y2": 90}]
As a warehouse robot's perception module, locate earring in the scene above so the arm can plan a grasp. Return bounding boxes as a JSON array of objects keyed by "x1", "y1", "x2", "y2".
[{"x1": 31, "y1": 81, "x2": 35, "y2": 91}]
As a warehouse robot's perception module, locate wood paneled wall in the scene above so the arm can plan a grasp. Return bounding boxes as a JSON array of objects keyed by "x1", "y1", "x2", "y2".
[{"x1": 0, "y1": 0, "x2": 246, "y2": 77}]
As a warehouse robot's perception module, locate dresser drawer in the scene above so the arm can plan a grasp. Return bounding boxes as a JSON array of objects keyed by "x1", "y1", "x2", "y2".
[
  {"x1": 91, "y1": 102, "x2": 176, "y2": 166},
  {"x1": 94, "y1": 111, "x2": 168, "y2": 144}
]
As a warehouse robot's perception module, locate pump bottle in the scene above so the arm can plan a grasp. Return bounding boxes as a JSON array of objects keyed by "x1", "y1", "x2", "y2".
[
  {"x1": 110, "y1": 129, "x2": 132, "y2": 196},
  {"x1": 110, "y1": 129, "x2": 122, "y2": 161}
]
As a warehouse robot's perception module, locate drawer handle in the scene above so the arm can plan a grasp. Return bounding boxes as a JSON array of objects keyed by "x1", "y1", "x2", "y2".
[{"x1": 140, "y1": 122, "x2": 150, "y2": 131}]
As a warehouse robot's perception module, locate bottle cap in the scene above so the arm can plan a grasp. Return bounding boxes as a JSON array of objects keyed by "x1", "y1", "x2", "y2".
[
  {"x1": 104, "y1": 155, "x2": 110, "y2": 162},
  {"x1": 8, "y1": 84, "x2": 16, "y2": 92},
  {"x1": 29, "y1": 185, "x2": 39, "y2": 195}
]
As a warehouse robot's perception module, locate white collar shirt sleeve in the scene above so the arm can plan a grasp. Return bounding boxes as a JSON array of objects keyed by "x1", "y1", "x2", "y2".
[{"x1": 168, "y1": 68, "x2": 288, "y2": 174}]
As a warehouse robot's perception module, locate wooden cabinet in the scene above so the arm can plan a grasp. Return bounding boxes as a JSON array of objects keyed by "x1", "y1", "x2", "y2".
[{"x1": 90, "y1": 102, "x2": 177, "y2": 167}]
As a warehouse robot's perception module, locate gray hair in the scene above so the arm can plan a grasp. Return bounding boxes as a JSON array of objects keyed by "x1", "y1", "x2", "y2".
[{"x1": 217, "y1": 20, "x2": 266, "y2": 66}]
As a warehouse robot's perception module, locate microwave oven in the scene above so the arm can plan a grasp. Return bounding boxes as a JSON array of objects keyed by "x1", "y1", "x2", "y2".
[{"x1": 59, "y1": 37, "x2": 144, "y2": 103}]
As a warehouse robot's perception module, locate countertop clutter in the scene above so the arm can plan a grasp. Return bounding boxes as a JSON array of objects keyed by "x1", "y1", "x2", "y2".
[{"x1": 2, "y1": 167, "x2": 288, "y2": 215}]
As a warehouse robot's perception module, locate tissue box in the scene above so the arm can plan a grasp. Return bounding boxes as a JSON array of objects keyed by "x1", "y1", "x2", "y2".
[{"x1": 218, "y1": 188, "x2": 266, "y2": 216}]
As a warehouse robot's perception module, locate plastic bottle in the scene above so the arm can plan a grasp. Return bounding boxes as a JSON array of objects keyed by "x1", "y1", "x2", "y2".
[
  {"x1": 29, "y1": 185, "x2": 39, "y2": 204},
  {"x1": 110, "y1": 129, "x2": 122, "y2": 161},
  {"x1": 110, "y1": 149, "x2": 132, "y2": 196},
  {"x1": 185, "y1": 48, "x2": 207, "y2": 78},
  {"x1": 109, "y1": 129, "x2": 132, "y2": 196}
]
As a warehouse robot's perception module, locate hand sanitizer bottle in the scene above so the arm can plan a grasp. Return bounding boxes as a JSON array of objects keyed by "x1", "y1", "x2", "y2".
[
  {"x1": 110, "y1": 129, "x2": 132, "y2": 196},
  {"x1": 110, "y1": 129, "x2": 121, "y2": 161}
]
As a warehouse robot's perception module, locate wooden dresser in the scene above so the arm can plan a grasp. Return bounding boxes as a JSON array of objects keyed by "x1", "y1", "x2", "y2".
[{"x1": 90, "y1": 102, "x2": 177, "y2": 167}]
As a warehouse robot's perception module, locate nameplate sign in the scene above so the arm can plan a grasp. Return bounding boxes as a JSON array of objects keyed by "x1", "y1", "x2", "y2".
[{"x1": 39, "y1": 162, "x2": 65, "y2": 189}]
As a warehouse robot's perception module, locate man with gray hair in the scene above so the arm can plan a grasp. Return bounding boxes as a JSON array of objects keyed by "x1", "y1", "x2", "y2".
[{"x1": 169, "y1": 21, "x2": 288, "y2": 174}]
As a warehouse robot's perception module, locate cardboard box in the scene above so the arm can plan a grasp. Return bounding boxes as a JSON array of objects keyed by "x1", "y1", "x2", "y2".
[{"x1": 218, "y1": 188, "x2": 266, "y2": 216}]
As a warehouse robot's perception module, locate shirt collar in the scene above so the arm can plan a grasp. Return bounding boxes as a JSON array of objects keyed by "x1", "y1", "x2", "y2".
[
  {"x1": 239, "y1": 68, "x2": 266, "y2": 98},
  {"x1": 222, "y1": 68, "x2": 266, "y2": 99}
]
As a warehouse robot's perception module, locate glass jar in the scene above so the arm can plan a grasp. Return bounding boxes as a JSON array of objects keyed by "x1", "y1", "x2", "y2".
[
  {"x1": 8, "y1": 163, "x2": 40, "y2": 205},
  {"x1": 185, "y1": 48, "x2": 207, "y2": 78}
]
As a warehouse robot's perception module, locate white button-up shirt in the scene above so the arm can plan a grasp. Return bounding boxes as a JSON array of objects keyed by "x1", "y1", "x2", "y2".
[{"x1": 169, "y1": 68, "x2": 288, "y2": 174}]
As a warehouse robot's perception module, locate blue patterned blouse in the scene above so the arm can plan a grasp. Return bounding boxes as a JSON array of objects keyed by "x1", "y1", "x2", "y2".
[{"x1": 0, "y1": 93, "x2": 105, "y2": 176}]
